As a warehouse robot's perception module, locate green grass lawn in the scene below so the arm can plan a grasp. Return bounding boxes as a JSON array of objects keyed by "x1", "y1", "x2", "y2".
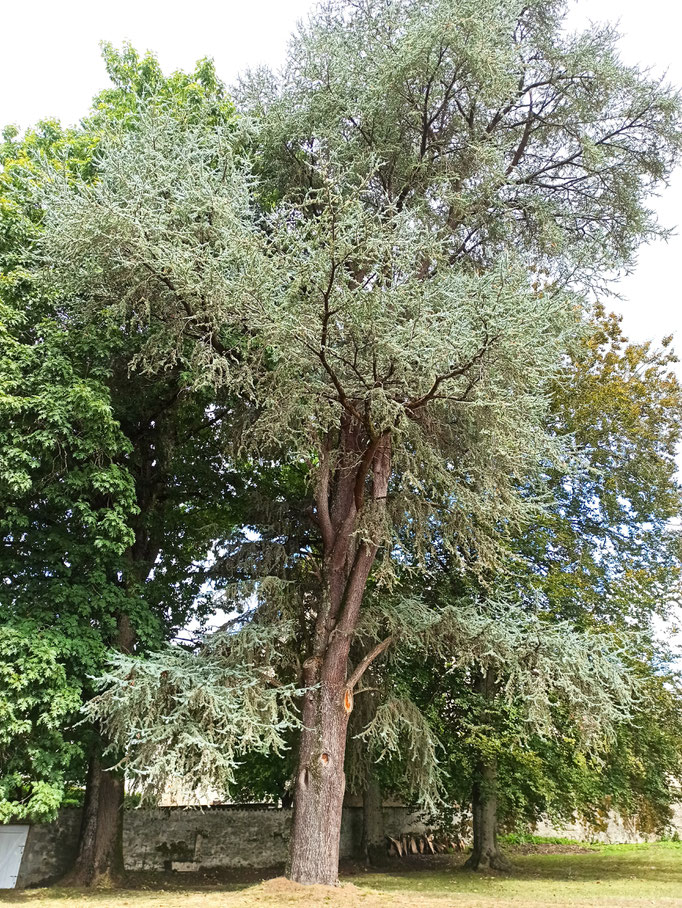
[
  {"x1": 354, "y1": 843, "x2": 682, "y2": 904},
  {"x1": 3, "y1": 843, "x2": 682, "y2": 907}
]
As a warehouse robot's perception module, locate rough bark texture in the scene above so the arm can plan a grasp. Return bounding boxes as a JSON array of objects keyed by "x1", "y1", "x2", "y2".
[
  {"x1": 65, "y1": 616, "x2": 136, "y2": 887},
  {"x1": 464, "y1": 759, "x2": 510, "y2": 871},
  {"x1": 361, "y1": 772, "x2": 387, "y2": 867},
  {"x1": 62, "y1": 752, "x2": 125, "y2": 887},
  {"x1": 288, "y1": 421, "x2": 392, "y2": 885},
  {"x1": 464, "y1": 670, "x2": 510, "y2": 872},
  {"x1": 288, "y1": 680, "x2": 351, "y2": 885}
]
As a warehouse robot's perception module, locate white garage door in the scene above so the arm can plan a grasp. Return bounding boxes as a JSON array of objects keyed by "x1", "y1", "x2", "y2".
[{"x1": 0, "y1": 826, "x2": 29, "y2": 889}]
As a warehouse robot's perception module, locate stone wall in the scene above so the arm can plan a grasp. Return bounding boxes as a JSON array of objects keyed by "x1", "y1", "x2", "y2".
[
  {"x1": 16, "y1": 801, "x2": 682, "y2": 888},
  {"x1": 14, "y1": 805, "x2": 426, "y2": 887},
  {"x1": 14, "y1": 811, "x2": 81, "y2": 889},
  {"x1": 534, "y1": 802, "x2": 682, "y2": 845}
]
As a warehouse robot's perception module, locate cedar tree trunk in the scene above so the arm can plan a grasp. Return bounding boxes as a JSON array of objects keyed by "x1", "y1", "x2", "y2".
[{"x1": 288, "y1": 420, "x2": 392, "y2": 885}]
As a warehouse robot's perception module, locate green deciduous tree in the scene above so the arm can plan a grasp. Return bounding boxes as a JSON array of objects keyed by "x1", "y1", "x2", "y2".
[
  {"x1": 1, "y1": 46, "x2": 240, "y2": 885},
  {"x1": 0, "y1": 620, "x2": 83, "y2": 822},
  {"x1": 1, "y1": 118, "x2": 137, "y2": 827},
  {"x1": 400, "y1": 310, "x2": 682, "y2": 870}
]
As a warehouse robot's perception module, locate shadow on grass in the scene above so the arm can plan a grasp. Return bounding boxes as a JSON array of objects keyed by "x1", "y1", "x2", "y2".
[
  {"x1": 1, "y1": 869, "x2": 257, "y2": 902},
  {"x1": 347, "y1": 843, "x2": 682, "y2": 896},
  {"x1": 4, "y1": 845, "x2": 682, "y2": 904},
  {"x1": 511, "y1": 844, "x2": 682, "y2": 882}
]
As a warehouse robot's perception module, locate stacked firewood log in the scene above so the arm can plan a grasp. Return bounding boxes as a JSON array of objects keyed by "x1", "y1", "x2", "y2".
[{"x1": 386, "y1": 832, "x2": 463, "y2": 857}]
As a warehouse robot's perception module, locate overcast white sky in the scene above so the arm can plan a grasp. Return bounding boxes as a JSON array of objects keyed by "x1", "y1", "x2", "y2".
[{"x1": 1, "y1": 0, "x2": 680, "y2": 353}]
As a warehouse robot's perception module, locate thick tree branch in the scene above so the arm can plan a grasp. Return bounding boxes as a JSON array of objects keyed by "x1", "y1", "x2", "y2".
[
  {"x1": 314, "y1": 444, "x2": 335, "y2": 551},
  {"x1": 347, "y1": 636, "x2": 394, "y2": 690}
]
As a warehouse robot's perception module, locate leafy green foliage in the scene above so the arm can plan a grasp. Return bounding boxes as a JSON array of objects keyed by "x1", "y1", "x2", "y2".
[
  {"x1": 0, "y1": 621, "x2": 82, "y2": 821},
  {"x1": 537, "y1": 306, "x2": 682, "y2": 625},
  {"x1": 0, "y1": 45, "x2": 241, "y2": 822},
  {"x1": 89, "y1": 42, "x2": 234, "y2": 131},
  {"x1": 390, "y1": 310, "x2": 682, "y2": 834},
  {"x1": 361, "y1": 594, "x2": 638, "y2": 814}
]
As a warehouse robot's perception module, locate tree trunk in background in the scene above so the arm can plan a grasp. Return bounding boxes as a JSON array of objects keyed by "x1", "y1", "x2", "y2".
[
  {"x1": 67, "y1": 751, "x2": 102, "y2": 885},
  {"x1": 65, "y1": 615, "x2": 135, "y2": 887},
  {"x1": 65, "y1": 399, "x2": 170, "y2": 887},
  {"x1": 464, "y1": 668, "x2": 510, "y2": 872},
  {"x1": 464, "y1": 758, "x2": 510, "y2": 871},
  {"x1": 362, "y1": 771, "x2": 387, "y2": 867},
  {"x1": 353, "y1": 679, "x2": 386, "y2": 867}
]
